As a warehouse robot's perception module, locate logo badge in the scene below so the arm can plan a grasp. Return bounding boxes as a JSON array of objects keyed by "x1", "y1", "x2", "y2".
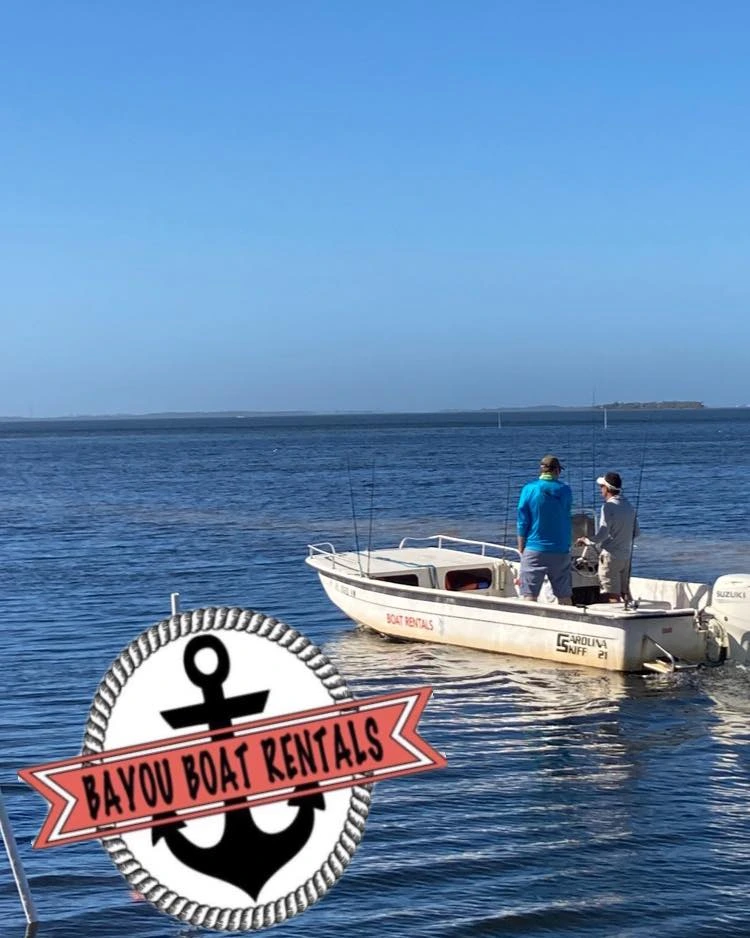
[{"x1": 20, "y1": 607, "x2": 445, "y2": 930}]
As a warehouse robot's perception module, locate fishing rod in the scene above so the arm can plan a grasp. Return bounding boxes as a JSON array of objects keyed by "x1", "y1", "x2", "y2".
[
  {"x1": 591, "y1": 404, "x2": 598, "y2": 533},
  {"x1": 366, "y1": 459, "x2": 376, "y2": 578},
  {"x1": 624, "y1": 429, "x2": 648, "y2": 608},
  {"x1": 575, "y1": 439, "x2": 595, "y2": 548},
  {"x1": 565, "y1": 427, "x2": 577, "y2": 513},
  {"x1": 502, "y1": 449, "x2": 513, "y2": 545},
  {"x1": 346, "y1": 457, "x2": 364, "y2": 576}
]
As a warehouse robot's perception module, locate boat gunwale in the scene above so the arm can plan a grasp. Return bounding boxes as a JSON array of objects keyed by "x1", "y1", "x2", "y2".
[{"x1": 305, "y1": 557, "x2": 699, "y2": 629}]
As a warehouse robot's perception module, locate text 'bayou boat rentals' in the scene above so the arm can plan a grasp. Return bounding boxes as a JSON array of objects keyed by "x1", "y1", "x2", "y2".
[{"x1": 306, "y1": 521, "x2": 750, "y2": 674}]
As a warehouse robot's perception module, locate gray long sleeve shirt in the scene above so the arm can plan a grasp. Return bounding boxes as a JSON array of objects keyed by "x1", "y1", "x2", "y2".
[{"x1": 592, "y1": 495, "x2": 640, "y2": 560}]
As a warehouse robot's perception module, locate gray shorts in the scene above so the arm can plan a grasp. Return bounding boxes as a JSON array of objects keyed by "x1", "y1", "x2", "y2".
[{"x1": 519, "y1": 550, "x2": 572, "y2": 599}]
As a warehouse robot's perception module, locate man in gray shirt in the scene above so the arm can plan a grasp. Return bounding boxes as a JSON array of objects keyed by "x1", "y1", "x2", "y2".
[{"x1": 576, "y1": 471, "x2": 640, "y2": 602}]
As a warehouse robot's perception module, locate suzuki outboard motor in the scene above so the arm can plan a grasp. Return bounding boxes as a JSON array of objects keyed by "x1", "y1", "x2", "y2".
[{"x1": 706, "y1": 576, "x2": 750, "y2": 661}]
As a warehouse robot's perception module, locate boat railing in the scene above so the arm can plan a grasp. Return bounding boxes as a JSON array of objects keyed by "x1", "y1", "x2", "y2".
[
  {"x1": 309, "y1": 542, "x2": 337, "y2": 558},
  {"x1": 398, "y1": 534, "x2": 521, "y2": 561},
  {"x1": 307, "y1": 542, "x2": 371, "y2": 575}
]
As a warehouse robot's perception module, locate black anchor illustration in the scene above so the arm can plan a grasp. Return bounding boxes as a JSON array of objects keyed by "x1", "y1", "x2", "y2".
[{"x1": 151, "y1": 633, "x2": 325, "y2": 900}]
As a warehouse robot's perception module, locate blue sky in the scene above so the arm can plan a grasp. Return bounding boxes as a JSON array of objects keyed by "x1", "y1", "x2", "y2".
[{"x1": 2, "y1": 2, "x2": 749, "y2": 416}]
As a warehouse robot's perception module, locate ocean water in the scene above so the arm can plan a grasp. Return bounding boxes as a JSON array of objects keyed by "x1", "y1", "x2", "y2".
[{"x1": 2, "y1": 409, "x2": 750, "y2": 938}]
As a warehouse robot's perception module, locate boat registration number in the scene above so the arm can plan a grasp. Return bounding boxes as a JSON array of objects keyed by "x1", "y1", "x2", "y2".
[{"x1": 556, "y1": 632, "x2": 608, "y2": 659}]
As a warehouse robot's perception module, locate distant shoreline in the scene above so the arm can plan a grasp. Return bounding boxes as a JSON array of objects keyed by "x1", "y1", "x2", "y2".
[
  {"x1": 591, "y1": 401, "x2": 704, "y2": 410},
  {"x1": 1, "y1": 402, "x2": 740, "y2": 423}
]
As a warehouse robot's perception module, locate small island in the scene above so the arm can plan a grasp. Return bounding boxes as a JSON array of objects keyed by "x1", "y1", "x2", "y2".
[{"x1": 594, "y1": 401, "x2": 704, "y2": 410}]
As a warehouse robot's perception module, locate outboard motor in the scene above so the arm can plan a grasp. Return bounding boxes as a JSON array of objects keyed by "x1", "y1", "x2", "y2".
[
  {"x1": 571, "y1": 512, "x2": 594, "y2": 542},
  {"x1": 706, "y1": 575, "x2": 750, "y2": 661},
  {"x1": 570, "y1": 512, "x2": 600, "y2": 605}
]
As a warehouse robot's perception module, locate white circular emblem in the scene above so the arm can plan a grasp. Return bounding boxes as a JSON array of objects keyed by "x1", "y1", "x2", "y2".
[{"x1": 83, "y1": 607, "x2": 371, "y2": 931}]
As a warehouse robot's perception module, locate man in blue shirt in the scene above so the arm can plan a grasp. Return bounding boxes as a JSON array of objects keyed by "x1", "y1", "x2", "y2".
[{"x1": 516, "y1": 454, "x2": 573, "y2": 603}]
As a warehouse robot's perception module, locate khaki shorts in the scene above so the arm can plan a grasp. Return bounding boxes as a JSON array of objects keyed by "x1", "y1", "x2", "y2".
[{"x1": 599, "y1": 552, "x2": 630, "y2": 595}]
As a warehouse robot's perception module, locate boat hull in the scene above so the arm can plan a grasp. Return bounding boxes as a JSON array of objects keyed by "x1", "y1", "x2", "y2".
[{"x1": 317, "y1": 572, "x2": 706, "y2": 673}]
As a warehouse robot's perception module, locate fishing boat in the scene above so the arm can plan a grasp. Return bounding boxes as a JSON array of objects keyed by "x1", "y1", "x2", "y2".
[{"x1": 306, "y1": 528, "x2": 750, "y2": 674}]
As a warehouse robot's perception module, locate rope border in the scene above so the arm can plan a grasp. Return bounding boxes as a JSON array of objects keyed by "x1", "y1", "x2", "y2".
[{"x1": 82, "y1": 607, "x2": 372, "y2": 931}]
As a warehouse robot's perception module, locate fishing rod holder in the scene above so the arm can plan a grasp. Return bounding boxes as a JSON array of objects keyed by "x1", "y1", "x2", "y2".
[{"x1": 0, "y1": 785, "x2": 38, "y2": 925}]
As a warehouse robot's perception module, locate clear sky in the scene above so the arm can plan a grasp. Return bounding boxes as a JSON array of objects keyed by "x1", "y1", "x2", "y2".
[{"x1": 2, "y1": 2, "x2": 749, "y2": 416}]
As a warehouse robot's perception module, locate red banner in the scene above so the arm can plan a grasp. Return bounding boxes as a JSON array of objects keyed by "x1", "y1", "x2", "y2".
[{"x1": 19, "y1": 687, "x2": 445, "y2": 849}]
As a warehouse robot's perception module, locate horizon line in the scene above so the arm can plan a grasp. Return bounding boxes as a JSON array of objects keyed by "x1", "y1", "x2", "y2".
[{"x1": 4, "y1": 402, "x2": 746, "y2": 423}]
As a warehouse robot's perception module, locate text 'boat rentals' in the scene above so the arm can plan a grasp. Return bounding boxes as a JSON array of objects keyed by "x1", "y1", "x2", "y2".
[{"x1": 306, "y1": 524, "x2": 750, "y2": 674}]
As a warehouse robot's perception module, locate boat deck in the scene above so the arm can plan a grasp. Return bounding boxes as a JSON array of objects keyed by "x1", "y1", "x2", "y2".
[{"x1": 308, "y1": 545, "x2": 509, "y2": 578}]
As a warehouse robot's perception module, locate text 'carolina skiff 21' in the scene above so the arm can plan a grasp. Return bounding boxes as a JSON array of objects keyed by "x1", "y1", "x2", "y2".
[{"x1": 306, "y1": 534, "x2": 750, "y2": 673}]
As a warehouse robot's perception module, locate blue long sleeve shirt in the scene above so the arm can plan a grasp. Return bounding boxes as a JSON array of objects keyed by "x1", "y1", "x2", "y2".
[{"x1": 517, "y1": 478, "x2": 573, "y2": 553}]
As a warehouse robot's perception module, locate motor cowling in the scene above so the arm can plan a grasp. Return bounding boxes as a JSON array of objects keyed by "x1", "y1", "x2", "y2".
[
  {"x1": 571, "y1": 511, "x2": 594, "y2": 541},
  {"x1": 706, "y1": 575, "x2": 750, "y2": 661},
  {"x1": 570, "y1": 512, "x2": 601, "y2": 604}
]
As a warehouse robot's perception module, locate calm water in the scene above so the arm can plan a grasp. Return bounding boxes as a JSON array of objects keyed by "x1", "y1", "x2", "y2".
[{"x1": 2, "y1": 410, "x2": 750, "y2": 937}]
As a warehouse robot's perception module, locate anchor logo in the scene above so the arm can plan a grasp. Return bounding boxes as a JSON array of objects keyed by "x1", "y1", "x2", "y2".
[
  {"x1": 34, "y1": 607, "x2": 378, "y2": 930},
  {"x1": 152, "y1": 634, "x2": 325, "y2": 900},
  {"x1": 20, "y1": 603, "x2": 446, "y2": 931},
  {"x1": 20, "y1": 607, "x2": 445, "y2": 931}
]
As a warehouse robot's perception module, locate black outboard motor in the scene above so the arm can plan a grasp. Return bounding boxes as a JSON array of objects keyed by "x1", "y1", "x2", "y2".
[{"x1": 571, "y1": 512, "x2": 601, "y2": 606}]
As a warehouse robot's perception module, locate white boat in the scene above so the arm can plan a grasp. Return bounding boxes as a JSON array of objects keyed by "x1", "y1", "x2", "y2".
[{"x1": 306, "y1": 533, "x2": 750, "y2": 673}]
